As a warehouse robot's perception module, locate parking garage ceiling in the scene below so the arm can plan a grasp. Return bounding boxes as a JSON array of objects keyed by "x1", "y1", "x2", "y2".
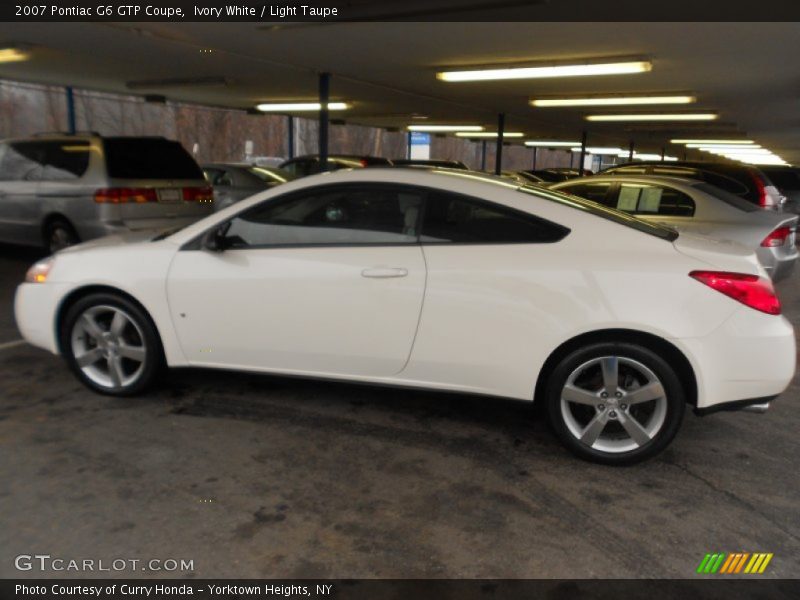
[{"x1": 0, "y1": 20, "x2": 799, "y2": 162}]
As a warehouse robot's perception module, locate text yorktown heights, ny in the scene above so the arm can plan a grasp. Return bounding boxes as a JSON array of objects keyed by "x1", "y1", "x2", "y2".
[{"x1": 15, "y1": 583, "x2": 335, "y2": 597}]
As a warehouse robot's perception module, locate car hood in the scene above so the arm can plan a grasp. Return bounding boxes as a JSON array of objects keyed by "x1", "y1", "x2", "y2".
[{"x1": 55, "y1": 230, "x2": 166, "y2": 255}]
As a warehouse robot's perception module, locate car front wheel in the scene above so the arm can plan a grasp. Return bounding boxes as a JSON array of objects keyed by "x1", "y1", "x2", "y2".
[
  {"x1": 46, "y1": 219, "x2": 80, "y2": 253},
  {"x1": 546, "y1": 342, "x2": 685, "y2": 465},
  {"x1": 61, "y1": 293, "x2": 163, "y2": 396}
]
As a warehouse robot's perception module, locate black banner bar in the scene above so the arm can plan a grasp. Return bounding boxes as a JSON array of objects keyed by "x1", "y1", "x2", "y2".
[
  {"x1": 4, "y1": 0, "x2": 800, "y2": 22},
  {"x1": 3, "y1": 579, "x2": 800, "y2": 600}
]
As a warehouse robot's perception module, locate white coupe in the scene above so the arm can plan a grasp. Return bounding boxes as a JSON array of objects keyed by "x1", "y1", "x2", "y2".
[{"x1": 14, "y1": 169, "x2": 796, "y2": 464}]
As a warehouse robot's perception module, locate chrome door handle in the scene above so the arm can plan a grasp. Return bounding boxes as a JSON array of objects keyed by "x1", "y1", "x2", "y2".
[{"x1": 361, "y1": 267, "x2": 408, "y2": 278}]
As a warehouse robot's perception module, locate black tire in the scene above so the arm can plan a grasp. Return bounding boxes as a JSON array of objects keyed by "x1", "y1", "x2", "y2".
[
  {"x1": 45, "y1": 218, "x2": 80, "y2": 253},
  {"x1": 60, "y1": 292, "x2": 164, "y2": 396},
  {"x1": 545, "y1": 341, "x2": 685, "y2": 465}
]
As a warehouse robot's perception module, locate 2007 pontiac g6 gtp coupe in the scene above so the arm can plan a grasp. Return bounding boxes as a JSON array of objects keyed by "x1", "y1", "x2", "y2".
[{"x1": 14, "y1": 169, "x2": 796, "y2": 464}]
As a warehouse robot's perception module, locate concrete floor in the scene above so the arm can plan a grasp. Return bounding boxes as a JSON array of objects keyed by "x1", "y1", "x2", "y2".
[{"x1": 0, "y1": 244, "x2": 798, "y2": 579}]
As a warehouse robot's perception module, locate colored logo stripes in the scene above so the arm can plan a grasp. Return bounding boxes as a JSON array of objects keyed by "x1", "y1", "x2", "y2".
[{"x1": 697, "y1": 552, "x2": 773, "y2": 574}]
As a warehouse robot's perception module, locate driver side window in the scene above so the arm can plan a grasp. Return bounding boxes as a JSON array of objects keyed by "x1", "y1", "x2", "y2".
[{"x1": 223, "y1": 185, "x2": 423, "y2": 248}]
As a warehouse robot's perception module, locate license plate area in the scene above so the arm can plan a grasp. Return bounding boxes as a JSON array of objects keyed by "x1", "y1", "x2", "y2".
[{"x1": 158, "y1": 188, "x2": 181, "y2": 203}]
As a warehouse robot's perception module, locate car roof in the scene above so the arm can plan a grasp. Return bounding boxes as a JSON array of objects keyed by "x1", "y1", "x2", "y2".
[{"x1": 556, "y1": 174, "x2": 703, "y2": 189}]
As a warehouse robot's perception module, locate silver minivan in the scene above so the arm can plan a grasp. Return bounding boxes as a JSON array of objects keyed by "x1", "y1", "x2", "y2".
[{"x1": 0, "y1": 134, "x2": 214, "y2": 253}]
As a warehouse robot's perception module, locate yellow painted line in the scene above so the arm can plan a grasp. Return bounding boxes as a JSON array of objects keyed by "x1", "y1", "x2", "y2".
[
  {"x1": 750, "y1": 554, "x2": 767, "y2": 573},
  {"x1": 734, "y1": 553, "x2": 750, "y2": 573},
  {"x1": 744, "y1": 554, "x2": 759, "y2": 574},
  {"x1": 758, "y1": 553, "x2": 773, "y2": 574}
]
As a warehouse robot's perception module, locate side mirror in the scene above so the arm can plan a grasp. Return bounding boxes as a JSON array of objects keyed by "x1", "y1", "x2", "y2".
[{"x1": 202, "y1": 222, "x2": 230, "y2": 252}]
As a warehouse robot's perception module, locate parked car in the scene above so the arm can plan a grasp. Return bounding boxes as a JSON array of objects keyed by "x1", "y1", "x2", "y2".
[
  {"x1": 600, "y1": 161, "x2": 784, "y2": 210},
  {"x1": 279, "y1": 154, "x2": 393, "y2": 178},
  {"x1": 0, "y1": 134, "x2": 213, "y2": 253},
  {"x1": 203, "y1": 163, "x2": 295, "y2": 210},
  {"x1": 529, "y1": 168, "x2": 587, "y2": 183},
  {"x1": 502, "y1": 170, "x2": 545, "y2": 185},
  {"x1": 392, "y1": 159, "x2": 469, "y2": 170},
  {"x1": 552, "y1": 175, "x2": 798, "y2": 281},
  {"x1": 758, "y1": 166, "x2": 800, "y2": 214},
  {"x1": 15, "y1": 169, "x2": 795, "y2": 464}
]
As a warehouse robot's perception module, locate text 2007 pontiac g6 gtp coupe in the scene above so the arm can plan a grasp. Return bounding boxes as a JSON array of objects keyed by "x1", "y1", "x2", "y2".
[{"x1": 14, "y1": 169, "x2": 796, "y2": 464}]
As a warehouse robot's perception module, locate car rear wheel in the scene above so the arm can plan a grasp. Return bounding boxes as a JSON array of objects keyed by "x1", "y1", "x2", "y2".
[
  {"x1": 546, "y1": 342, "x2": 685, "y2": 465},
  {"x1": 45, "y1": 219, "x2": 80, "y2": 253},
  {"x1": 61, "y1": 293, "x2": 163, "y2": 396}
]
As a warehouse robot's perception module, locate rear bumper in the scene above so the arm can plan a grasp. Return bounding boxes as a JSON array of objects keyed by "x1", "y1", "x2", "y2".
[
  {"x1": 693, "y1": 396, "x2": 776, "y2": 416},
  {"x1": 758, "y1": 245, "x2": 798, "y2": 282},
  {"x1": 676, "y1": 306, "x2": 796, "y2": 410}
]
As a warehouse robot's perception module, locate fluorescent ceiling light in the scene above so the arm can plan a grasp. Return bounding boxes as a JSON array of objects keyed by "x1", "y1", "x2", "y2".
[
  {"x1": 687, "y1": 144, "x2": 761, "y2": 149},
  {"x1": 739, "y1": 158, "x2": 788, "y2": 165},
  {"x1": 256, "y1": 102, "x2": 350, "y2": 112},
  {"x1": 571, "y1": 147, "x2": 624, "y2": 154},
  {"x1": 455, "y1": 132, "x2": 524, "y2": 138},
  {"x1": 703, "y1": 148, "x2": 773, "y2": 155},
  {"x1": 618, "y1": 152, "x2": 677, "y2": 161},
  {"x1": 437, "y1": 60, "x2": 651, "y2": 82},
  {"x1": 0, "y1": 47, "x2": 31, "y2": 63},
  {"x1": 531, "y1": 95, "x2": 695, "y2": 107},
  {"x1": 586, "y1": 113, "x2": 718, "y2": 122},
  {"x1": 407, "y1": 125, "x2": 483, "y2": 132},
  {"x1": 524, "y1": 140, "x2": 581, "y2": 147},
  {"x1": 671, "y1": 139, "x2": 754, "y2": 145}
]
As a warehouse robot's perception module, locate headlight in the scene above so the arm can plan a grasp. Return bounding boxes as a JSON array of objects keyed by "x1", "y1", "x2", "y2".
[{"x1": 25, "y1": 257, "x2": 55, "y2": 283}]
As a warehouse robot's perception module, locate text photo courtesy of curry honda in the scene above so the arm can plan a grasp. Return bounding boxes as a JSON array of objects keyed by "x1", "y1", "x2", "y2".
[{"x1": 1, "y1": 5, "x2": 800, "y2": 593}]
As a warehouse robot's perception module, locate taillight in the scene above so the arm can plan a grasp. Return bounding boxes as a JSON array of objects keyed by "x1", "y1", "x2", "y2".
[
  {"x1": 94, "y1": 188, "x2": 157, "y2": 204},
  {"x1": 359, "y1": 159, "x2": 368, "y2": 167},
  {"x1": 761, "y1": 226, "x2": 792, "y2": 248},
  {"x1": 183, "y1": 186, "x2": 214, "y2": 203},
  {"x1": 690, "y1": 270, "x2": 781, "y2": 315},
  {"x1": 749, "y1": 171, "x2": 770, "y2": 207}
]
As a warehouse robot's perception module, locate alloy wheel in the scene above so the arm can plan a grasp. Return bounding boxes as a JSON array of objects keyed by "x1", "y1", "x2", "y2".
[
  {"x1": 70, "y1": 305, "x2": 147, "y2": 391},
  {"x1": 559, "y1": 355, "x2": 668, "y2": 454}
]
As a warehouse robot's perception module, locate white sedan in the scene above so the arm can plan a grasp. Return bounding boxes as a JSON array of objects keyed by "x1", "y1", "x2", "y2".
[{"x1": 14, "y1": 169, "x2": 796, "y2": 464}]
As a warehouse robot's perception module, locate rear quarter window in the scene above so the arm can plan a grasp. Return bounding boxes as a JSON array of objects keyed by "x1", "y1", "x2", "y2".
[{"x1": 103, "y1": 138, "x2": 203, "y2": 180}]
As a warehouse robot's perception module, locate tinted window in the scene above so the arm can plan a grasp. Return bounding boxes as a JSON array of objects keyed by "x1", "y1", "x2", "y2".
[
  {"x1": 33, "y1": 141, "x2": 91, "y2": 180},
  {"x1": 103, "y1": 138, "x2": 203, "y2": 179},
  {"x1": 694, "y1": 183, "x2": 759, "y2": 212},
  {"x1": 420, "y1": 191, "x2": 568, "y2": 244},
  {"x1": 0, "y1": 142, "x2": 43, "y2": 181},
  {"x1": 203, "y1": 167, "x2": 224, "y2": 184},
  {"x1": 281, "y1": 159, "x2": 315, "y2": 177},
  {"x1": 762, "y1": 168, "x2": 800, "y2": 191},
  {"x1": 700, "y1": 171, "x2": 749, "y2": 196},
  {"x1": 616, "y1": 183, "x2": 695, "y2": 217},
  {"x1": 562, "y1": 182, "x2": 613, "y2": 206},
  {"x1": 223, "y1": 185, "x2": 422, "y2": 248}
]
